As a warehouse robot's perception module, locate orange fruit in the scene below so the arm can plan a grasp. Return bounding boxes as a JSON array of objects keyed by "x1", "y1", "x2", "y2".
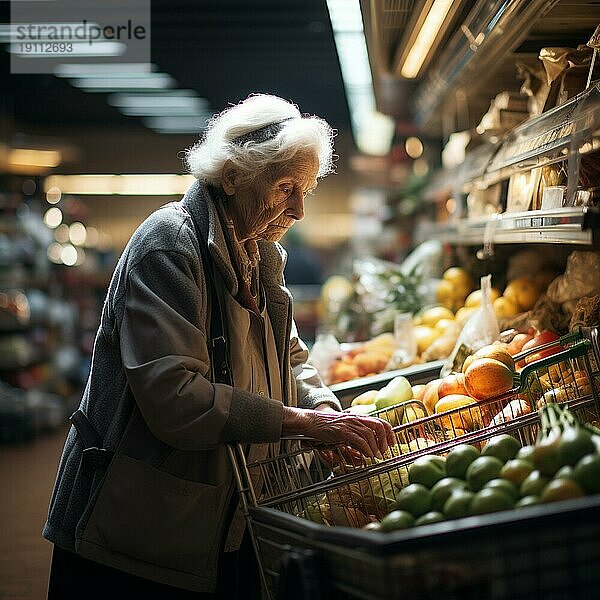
[
  {"x1": 434, "y1": 394, "x2": 478, "y2": 430},
  {"x1": 464, "y1": 358, "x2": 515, "y2": 401},
  {"x1": 473, "y1": 344, "x2": 516, "y2": 372}
]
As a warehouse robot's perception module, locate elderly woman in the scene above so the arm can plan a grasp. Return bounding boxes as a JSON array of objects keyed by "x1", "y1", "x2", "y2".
[{"x1": 43, "y1": 94, "x2": 393, "y2": 599}]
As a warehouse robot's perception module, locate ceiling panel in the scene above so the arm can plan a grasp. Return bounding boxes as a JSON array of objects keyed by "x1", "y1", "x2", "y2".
[{"x1": 0, "y1": 0, "x2": 351, "y2": 134}]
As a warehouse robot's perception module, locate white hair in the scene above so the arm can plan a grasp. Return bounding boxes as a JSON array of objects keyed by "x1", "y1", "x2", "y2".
[{"x1": 184, "y1": 94, "x2": 336, "y2": 185}]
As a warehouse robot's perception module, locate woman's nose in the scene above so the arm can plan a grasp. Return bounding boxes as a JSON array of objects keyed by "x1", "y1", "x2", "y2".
[{"x1": 286, "y1": 189, "x2": 305, "y2": 220}]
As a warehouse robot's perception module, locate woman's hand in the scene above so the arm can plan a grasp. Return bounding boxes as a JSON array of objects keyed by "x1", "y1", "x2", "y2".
[{"x1": 282, "y1": 406, "x2": 394, "y2": 459}]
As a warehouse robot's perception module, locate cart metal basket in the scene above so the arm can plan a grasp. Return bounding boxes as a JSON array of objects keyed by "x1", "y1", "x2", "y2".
[{"x1": 228, "y1": 327, "x2": 600, "y2": 599}]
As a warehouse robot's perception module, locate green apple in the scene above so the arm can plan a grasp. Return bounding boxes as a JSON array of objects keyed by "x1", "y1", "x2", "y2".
[
  {"x1": 375, "y1": 376, "x2": 413, "y2": 410},
  {"x1": 350, "y1": 389, "x2": 378, "y2": 407}
]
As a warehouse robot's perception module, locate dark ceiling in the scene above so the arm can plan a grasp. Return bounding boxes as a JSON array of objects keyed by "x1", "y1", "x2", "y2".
[{"x1": 0, "y1": 0, "x2": 352, "y2": 134}]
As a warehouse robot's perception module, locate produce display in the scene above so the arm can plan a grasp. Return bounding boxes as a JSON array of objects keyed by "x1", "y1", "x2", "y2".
[
  {"x1": 321, "y1": 260, "x2": 558, "y2": 386},
  {"x1": 368, "y1": 404, "x2": 600, "y2": 532}
]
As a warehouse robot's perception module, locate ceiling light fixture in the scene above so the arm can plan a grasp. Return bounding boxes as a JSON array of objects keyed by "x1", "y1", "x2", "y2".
[
  {"x1": 326, "y1": 0, "x2": 394, "y2": 156},
  {"x1": 398, "y1": 0, "x2": 455, "y2": 79},
  {"x1": 143, "y1": 115, "x2": 211, "y2": 134},
  {"x1": 55, "y1": 62, "x2": 155, "y2": 77},
  {"x1": 44, "y1": 174, "x2": 196, "y2": 196},
  {"x1": 71, "y1": 72, "x2": 176, "y2": 91},
  {"x1": 8, "y1": 148, "x2": 62, "y2": 168},
  {"x1": 107, "y1": 91, "x2": 209, "y2": 117}
]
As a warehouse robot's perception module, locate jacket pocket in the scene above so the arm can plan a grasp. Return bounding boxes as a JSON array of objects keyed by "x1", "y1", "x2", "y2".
[{"x1": 77, "y1": 452, "x2": 225, "y2": 575}]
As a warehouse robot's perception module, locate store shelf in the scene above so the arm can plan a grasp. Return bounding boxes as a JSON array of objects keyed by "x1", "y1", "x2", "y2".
[
  {"x1": 482, "y1": 82, "x2": 600, "y2": 187},
  {"x1": 413, "y1": 0, "x2": 562, "y2": 130},
  {"x1": 414, "y1": 206, "x2": 600, "y2": 246},
  {"x1": 425, "y1": 83, "x2": 600, "y2": 202},
  {"x1": 331, "y1": 359, "x2": 444, "y2": 408}
]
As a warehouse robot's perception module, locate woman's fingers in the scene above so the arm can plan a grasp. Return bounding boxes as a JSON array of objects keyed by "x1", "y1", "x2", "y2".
[
  {"x1": 303, "y1": 411, "x2": 395, "y2": 459},
  {"x1": 345, "y1": 415, "x2": 393, "y2": 456},
  {"x1": 348, "y1": 417, "x2": 381, "y2": 458}
]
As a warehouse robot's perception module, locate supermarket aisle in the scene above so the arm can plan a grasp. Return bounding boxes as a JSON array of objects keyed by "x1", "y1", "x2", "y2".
[{"x1": 0, "y1": 425, "x2": 69, "y2": 600}]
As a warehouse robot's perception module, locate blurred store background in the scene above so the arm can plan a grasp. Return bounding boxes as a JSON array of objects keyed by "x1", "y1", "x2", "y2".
[{"x1": 1, "y1": 0, "x2": 600, "y2": 447}]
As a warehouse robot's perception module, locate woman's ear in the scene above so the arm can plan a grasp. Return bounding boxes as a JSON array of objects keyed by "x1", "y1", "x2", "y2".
[{"x1": 221, "y1": 160, "x2": 238, "y2": 195}]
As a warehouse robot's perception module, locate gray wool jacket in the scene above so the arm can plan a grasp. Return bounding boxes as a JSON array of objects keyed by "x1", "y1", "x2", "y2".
[{"x1": 42, "y1": 180, "x2": 340, "y2": 593}]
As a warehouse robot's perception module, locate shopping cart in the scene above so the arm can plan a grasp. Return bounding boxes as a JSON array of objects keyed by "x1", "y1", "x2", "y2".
[{"x1": 228, "y1": 327, "x2": 600, "y2": 599}]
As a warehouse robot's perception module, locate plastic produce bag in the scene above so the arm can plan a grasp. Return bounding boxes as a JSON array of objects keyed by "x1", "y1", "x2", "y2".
[
  {"x1": 547, "y1": 250, "x2": 600, "y2": 315},
  {"x1": 308, "y1": 331, "x2": 342, "y2": 384},
  {"x1": 440, "y1": 275, "x2": 500, "y2": 376}
]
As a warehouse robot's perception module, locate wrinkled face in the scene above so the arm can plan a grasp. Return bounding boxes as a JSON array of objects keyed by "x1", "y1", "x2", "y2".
[{"x1": 221, "y1": 150, "x2": 319, "y2": 243}]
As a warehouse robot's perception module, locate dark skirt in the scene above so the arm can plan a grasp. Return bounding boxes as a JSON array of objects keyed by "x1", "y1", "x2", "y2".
[{"x1": 47, "y1": 533, "x2": 261, "y2": 599}]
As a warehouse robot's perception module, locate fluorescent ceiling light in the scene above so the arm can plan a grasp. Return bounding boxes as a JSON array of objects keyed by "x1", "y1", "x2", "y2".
[
  {"x1": 71, "y1": 73, "x2": 175, "y2": 91},
  {"x1": 326, "y1": 0, "x2": 363, "y2": 32},
  {"x1": 144, "y1": 115, "x2": 209, "y2": 134},
  {"x1": 400, "y1": 0, "x2": 454, "y2": 78},
  {"x1": 8, "y1": 148, "x2": 61, "y2": 168},
  {"x1": 55, "y1": 62, "x2": 155, "y2": 77},
  {"x1": 107, "y1": 91, "x2": 210, "y2": 116},
  {"x1": 108, "y1": 91, "x2": 207, "y2": 108},
  {"x1": 45, "y1": 174, "x2": 196, "y2": 196},
  {"x1": 326, "y1": 0, "x2": 394, "y2": 156}
]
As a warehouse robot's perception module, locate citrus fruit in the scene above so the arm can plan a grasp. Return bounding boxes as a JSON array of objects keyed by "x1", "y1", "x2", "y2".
[
  {"x1": 379, "y1": 510, "x2": 415, "y2": 532},
  {"x1": 500, "y1": 458, "x2": 534, "y2": 486},
  {"x1": 363, "y1": 521, "x2": 382, "y2": 531},
  {"x1": 484, "y1": 478, "x2": 519, "y2": 502},
  {"x1": 445, "y1": 444, "x2": 480, "y2": 479},
  {"x1": 435, "y1": 279, "x2": 456, "y2": 309},
  {"x1": 481, "y1": 434, "x2": 521, "y2": 463},
  {"x1": 465, "y1": 288, "x2": 501, "y2": 308},
  {"x1": 464, "y1": 358, "x2": 515, "y2": 400},
  {"x1": 470, "y1": 488, "x2": 514, "y2": 515},
  {"x1": 558, "y1": 426, "x2": 595, "y2": 466},
  {"x1": 516, "y1": 445, "x2": 535, "y2": 463},
  {"x1": 442, "y1": 267, "x2": 474, "y2": 295},
  {"x1": 573, "y1": 453, "x2": 600, "y2": 494},
  {"x1": 415, "y1": 511, "x2": 445, "y2": 526},
  {"x1": 437, "y1": 373, "x2": 468, "y2": 398},
  {"x1": 493, "y1": 296, "x2": 520, "y2": 319},
  {"x1": 443, "y1": 488, "x2": 475, "y2": 518},
  {"x1": 435, "y1": 318, "x2": 456, "y2": 334},
  {"x1": 421, "y1": 306, "x2": 455, "y2": 328},
  {"x1": 430, "y1": 477, "x2": 469, "y2": 512},
  {"x1": 515, "y1": 495, "x2": 540, "y2": 509},
  {"x1": 541, "y1": 478, "x2": 585, "y2": 504},
  {"x1": 532, "y1": 430, "x2": 562, "y2": 476},
  {"x1": 466, "y1": 456, "x2": 504, "y2": 491},
  {"x1": 473, "y1": 344, "x2": 516, "y2": 371},
  {"x1": 408, "y1": 455, "x2": 446, "y2": 488},
  {"x1": 503, "y1": 277, "x2": 540, "y2": 311},
  {"x1": 392, "y1": 483, "x2": 432, "y2": 518},
  {"x1": 434, "y1": 394, "x2": 478, "y2": 430},
  {"x1": 520, "y1": 470, "x2": 550, "y2": 497},
  {"x1": 555, "y1": 465, "x2": 575, "y2": 480},
  {"x1": 413, "y1": 325, "x2": 438, "y2": 354}
]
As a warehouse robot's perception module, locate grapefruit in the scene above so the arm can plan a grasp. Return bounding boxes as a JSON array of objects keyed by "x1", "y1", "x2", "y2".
[{"x1": 464, "y1": 358, "x2": 515, "y2": 400}]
